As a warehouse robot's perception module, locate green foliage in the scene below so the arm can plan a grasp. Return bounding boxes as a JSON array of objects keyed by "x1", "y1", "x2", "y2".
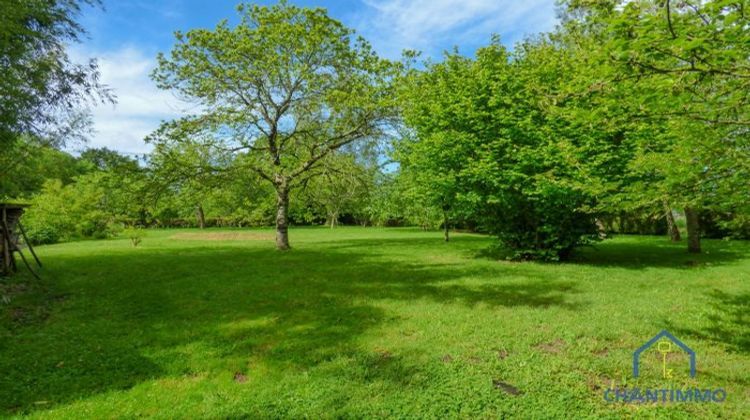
[
  {"x1": 552, "y1": 0, "x2": 750, "y2": 246},
  {"x1": 22, "y1": 180, "x2": 74, "y2": 244},
  {"x1": 296, "y1": 154, "x2": 375, "y2": 227},
  {"x1": 399, "y1": 42, "x2": 601, "y2": 260},
  {"x1": 0, "y1": 136, "x2": 83, "y2": 200},
  {"x1": 23, "y1": 174, "x2": 117, "y2": 243},
  {"x1": 21, "y1": 168, "x2": 139, "y2": 244},
  {"x1": 0, "y1": 0, "x2": 111, "y2": 148},
  {"x1": 149, "y1": 0, "x2": 402, "y2": 248}
]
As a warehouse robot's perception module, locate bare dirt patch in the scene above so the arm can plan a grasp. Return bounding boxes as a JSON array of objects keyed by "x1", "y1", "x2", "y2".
[
  {"x1": 535, "y1": 338, "x2": 566, "y2": 354},
  {"x1": 593, "y1": 347, "x2": 609, "y2": 357},
  {"x1": 170, "y1": 232, "x2": 274, "y2": 241},
  {"x1": 586, "y1": 374, "x2": 613, "y2": 392},
  {"x1": 466, "y1": 355, "x2": 483, "y2": 365}
]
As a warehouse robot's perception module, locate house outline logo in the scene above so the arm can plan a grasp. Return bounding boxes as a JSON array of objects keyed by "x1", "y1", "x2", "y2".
[{"x1": 633, "y1": 330, "x2": 696, "y2": 378}]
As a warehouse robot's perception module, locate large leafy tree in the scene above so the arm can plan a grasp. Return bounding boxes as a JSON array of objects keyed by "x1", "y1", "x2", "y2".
[
  {"x1": 399, "y1": 43, "x2": 600, "y2": 260},
  {"x1": 0, "y1": 0, "x2": 111, "y2": 150},
  {"x1": 150, "y1": 1, "x2": 400, "y2": 249},
  {"x1": 555, "y1": 0, "x2": 750, "y2": 252}
]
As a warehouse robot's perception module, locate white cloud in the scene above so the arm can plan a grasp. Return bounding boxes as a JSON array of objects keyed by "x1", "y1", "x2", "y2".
[
  {"x1": 70, "y1": 46, "x2": 188, "y2": 155},
  {"x1": 357, "y1": 0, "x2": 559, "y2": 58},
  {"x1": 67, "y1": 2, "x2": 559, "y2": 155}
]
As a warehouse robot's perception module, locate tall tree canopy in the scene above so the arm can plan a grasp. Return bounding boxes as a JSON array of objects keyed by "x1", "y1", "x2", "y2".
[
  {"x1": 150, "y1": 1, "x2": 401, "y2": 249},
  {"x1": 553, "y1": 0, "x2": 750, "y2": 252},
  {"x1": 399, "y1": 42, "x2": 601, "y2": 260},
  {"x1": 0, "y1": 0, "x2": 110, "y2": 148}
]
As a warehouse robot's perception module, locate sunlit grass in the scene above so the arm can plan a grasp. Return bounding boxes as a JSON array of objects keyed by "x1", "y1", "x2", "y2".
[{"x1": 1, "y1": 228, "x2": 748, "y2": 418}]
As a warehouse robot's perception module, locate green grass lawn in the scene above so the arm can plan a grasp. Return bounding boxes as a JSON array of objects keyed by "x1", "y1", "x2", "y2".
[{"x1": 1, "y1": 227, "x2": 748, "y2": 418}]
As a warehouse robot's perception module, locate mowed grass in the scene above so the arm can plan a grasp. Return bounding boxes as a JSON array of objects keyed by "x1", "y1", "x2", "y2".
[{"x1": 1, "y1": 227, "x2": 748, "y2": 418}]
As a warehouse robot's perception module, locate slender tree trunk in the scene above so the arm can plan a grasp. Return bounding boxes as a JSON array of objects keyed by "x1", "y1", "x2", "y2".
[
  {"x1": 619, "y1": 214, "x2": 628, "y2": 234},
  {"x1": 443, "y1": 210, "x2": 450, "y2": 242},
  {"x1": 329, "y1": 211, "x2": 337, "y2": 229},
  {"x1": 684, "y1": 207, "x2": 701, "y2": 253},
  {"x1": 275, "y1": 185, "x2": 290, "y2": 250},
  {"x1": 663, "y1": 200, "x2": 681, "y2": 242},
  {"x1": 196, "y1": 204, "x2": 205, "y2": 229}
]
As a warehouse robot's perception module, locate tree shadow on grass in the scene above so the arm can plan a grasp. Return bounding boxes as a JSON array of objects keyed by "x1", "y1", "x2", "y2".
[
  {"x1": 0, "y1": 240, "x2": 580, "y2": 415},
  {"x1": 471, "y1": 235, "x2": 750, "y2": 269},
  {"x1": 665, "y1": 290, "x2": 750, "y2": 354},
  {"x1": 568, "y1": 238, "x2": 750, "y2": 269}
]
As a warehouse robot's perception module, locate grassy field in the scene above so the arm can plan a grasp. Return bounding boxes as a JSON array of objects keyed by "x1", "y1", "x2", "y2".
[{"x1": 1, "y1": 227, "x2": 748, "y2": 418}]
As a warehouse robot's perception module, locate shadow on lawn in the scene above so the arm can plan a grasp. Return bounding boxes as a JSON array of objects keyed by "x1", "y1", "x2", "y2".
[
  {"x1": 466, "y1": 233, "x2": 750, "y2": 269},
  {"x1": 568, "y1": 237, "x2": 749, "y2": 269},
  {"x1": 666, "y1": 290, "x2": 750, "y2": 354},
  {"x1": 0, "y1": 238, "x2": 579, "y2": 415}
]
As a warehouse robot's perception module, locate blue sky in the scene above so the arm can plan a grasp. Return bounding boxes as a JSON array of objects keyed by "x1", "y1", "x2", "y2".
[{"x1": 74, "y1": 0, "x2": 558, "y2": 154}]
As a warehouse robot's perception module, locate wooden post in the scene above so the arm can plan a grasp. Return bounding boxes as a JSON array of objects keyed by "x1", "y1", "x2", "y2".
[
  {"x1": 18, "y1": 222, "x2": 42, "y2": 267},
  {"x1": 0, "y1": 204, "x2": 41, "y2": 279},
  {"x1": 1, "y1": 206, "x2": 11, "y2": 276}
]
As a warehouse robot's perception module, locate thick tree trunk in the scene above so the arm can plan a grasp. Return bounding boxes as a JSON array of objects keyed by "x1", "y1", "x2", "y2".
[
  {"x1": 663, "y1": 200, "x2": 681, "y2": 242},
  {"x1": 595, "y1": 218, "x2": 607, "y2": 239},
  {"x1": 275, "y1": 185, "x2": 290, "y2": 250},
  {"x1": 196, "y1": 204, "x2": 205, "y2": 229},
  {"x1": 684, "y1": 207, "x2": 701, "y2": 253}
]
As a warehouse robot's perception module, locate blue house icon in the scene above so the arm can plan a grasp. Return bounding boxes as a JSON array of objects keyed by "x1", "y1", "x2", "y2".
[{"x1": 633, "y1": 330, "x2": 696, "y2": 378}]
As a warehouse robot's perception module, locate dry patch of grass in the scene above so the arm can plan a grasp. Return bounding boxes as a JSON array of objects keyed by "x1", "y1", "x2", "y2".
[{"x1": 170, "y1": 232, "x2": 274, "y2": 241}]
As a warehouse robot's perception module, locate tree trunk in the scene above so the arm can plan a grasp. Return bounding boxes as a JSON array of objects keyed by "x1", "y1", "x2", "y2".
[
  {"x1": 684, "y1": 207, "x2": 701, "y2": 253},
  {"x1": 443, "y1": 210, "x2": 450, "y2": 242},
  {"x1": 619, "y1": 214, "x2": 628, "y2": 234},
  {"x1": 196, "y1": 204, "x2": 205, "y2": 229},
  {"x1": 275, "y1": 185, "x2": 290, "y2": 250},
  {"x1": 663, "y1": 200, "x2": 681, "y2": 242},
  {"x1": 595, "y1": 218, "x2": 607, "y2": 239},
  {"x1": 329, "y1": 211, "x2": 337, "y2": 229}
]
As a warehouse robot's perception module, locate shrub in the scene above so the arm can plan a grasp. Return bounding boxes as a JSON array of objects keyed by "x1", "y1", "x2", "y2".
[
  {"x1": 122, "y1": 227, "x2": 145, "y2": 247},
  {"x1": 21, "y1": 176, "x2": 121, "y2": 244},
  {"x1": 22, "y1": 180, "x2": 75, "y2": 244},
  {"x1": 481, "y1": 185, "x2": 601, "y2": 261}
]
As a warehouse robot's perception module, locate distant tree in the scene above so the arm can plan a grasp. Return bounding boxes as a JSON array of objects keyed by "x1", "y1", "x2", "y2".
[
  {"x1": 79, "y1": 148, "x2": 140, "y2": 172},
  {"x1": 300, "y1": 154, "x2": 373, "y2": 228},
  {"x1": 150, "y1": 1, "x2": 401, "y2": 249},
  {"x1": 149, "y1": 140, "x2": 233, "y2": 228}
]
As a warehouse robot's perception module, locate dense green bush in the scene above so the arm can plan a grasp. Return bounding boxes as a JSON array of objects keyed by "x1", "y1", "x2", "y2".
[
  {"x1": 22, "y1": 177, "x2": 120, "y2": 244},
  {"x1": 481, "y1": 186, "x2": 600, "y2": 261},
  {"x1": 399, "y1": 43, "x2": 602, "y2": 260}
]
